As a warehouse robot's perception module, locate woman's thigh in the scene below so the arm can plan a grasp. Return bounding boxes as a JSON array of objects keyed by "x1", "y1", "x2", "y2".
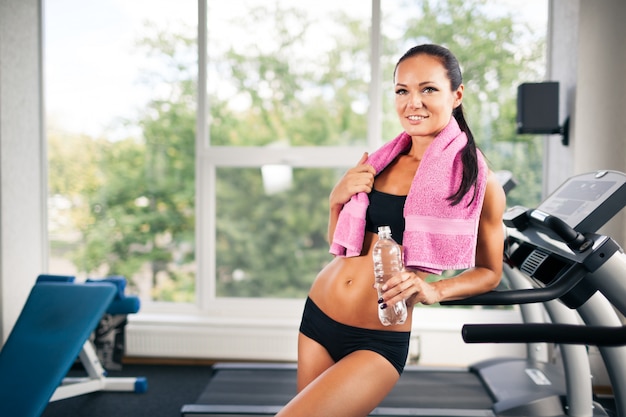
[
  {"x1": 280, "y1": 348, "x2": 400, "y2": 417},
  {"x1": 296, "y1": 332, "x2": 335, "y2": 392}
]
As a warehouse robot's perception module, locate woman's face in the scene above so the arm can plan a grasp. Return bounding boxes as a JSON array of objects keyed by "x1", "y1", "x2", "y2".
[{"x1": 394, "y1": 54, "x2": 463, "y2": 140}]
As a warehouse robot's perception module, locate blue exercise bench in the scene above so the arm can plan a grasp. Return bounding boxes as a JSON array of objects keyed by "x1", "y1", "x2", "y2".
[{"x1": 0, "y1": 274, "x2": 147, "y2": 417}]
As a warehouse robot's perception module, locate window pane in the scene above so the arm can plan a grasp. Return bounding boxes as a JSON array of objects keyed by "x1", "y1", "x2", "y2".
[
  {"x1": 46, "y1": 0, "x2": 197, "y2": 303},
  {"x1": 215, "y1": 167, "x2": 339, "y2": 298},
  {"x1": 207, "y1": 0, "x2": 371, "y2": 147}
]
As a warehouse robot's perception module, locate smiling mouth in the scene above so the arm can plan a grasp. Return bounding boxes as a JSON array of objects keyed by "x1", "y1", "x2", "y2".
[{"x1": 407, "y1": 115, "x2": 427, "y2": 121}]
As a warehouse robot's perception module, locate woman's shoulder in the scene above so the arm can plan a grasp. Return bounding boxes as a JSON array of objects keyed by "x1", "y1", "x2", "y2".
[{"x1": 482, "y1": 170, "x2": 507, "y2": 217}]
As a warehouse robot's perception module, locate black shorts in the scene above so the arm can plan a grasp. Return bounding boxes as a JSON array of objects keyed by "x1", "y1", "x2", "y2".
[{"x1": 299, "y1": 297, "x2": 410, "y2": 375}]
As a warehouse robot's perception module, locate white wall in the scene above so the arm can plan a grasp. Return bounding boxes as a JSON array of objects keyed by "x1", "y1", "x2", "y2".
[
  {"x1": 547, "y1": 0, "x2": 626, "y2": 246},
  {"x1": 573, "y1": 0, "x2": 626, "y2": 246},
  {"x1": 125, "y1": 305, "x2": 525, "y2": 366},
  {"x1": 0, "y1": 0, "x2": 46, "y2": 342}
]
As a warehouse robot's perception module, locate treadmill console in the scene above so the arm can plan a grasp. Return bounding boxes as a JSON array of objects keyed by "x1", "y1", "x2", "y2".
[
  {"x1": 503, "y1": 170, "x2": 626, "y2": 307},
  {"x1": 535, "y1": 170, "x2": 626, "y2": 233}
]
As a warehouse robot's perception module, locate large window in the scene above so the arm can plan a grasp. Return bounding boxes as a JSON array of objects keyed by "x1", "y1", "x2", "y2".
[{"x1": 46, "y1": 0, "x2": 547, "y2": 309}]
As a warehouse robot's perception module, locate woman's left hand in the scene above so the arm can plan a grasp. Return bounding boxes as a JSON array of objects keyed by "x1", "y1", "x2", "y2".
[{"x1": 379, "y1": 270, "x2": 440, "y2": 307}]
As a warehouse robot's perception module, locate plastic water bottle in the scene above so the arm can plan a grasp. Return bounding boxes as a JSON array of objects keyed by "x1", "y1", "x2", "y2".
[{"x1": 373, "y1": 225, "x2": 407, "y2": 326}]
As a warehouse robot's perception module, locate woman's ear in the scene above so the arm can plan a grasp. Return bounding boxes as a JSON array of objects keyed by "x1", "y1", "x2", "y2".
[{"x1": 453, "y1": 84, "x2": 464, "y2": 108}]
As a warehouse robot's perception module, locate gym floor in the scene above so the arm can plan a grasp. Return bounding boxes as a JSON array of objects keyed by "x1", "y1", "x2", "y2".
[
  {"x1": 42, "y1": 360, "x2": 215, "y2": 417},
  {"x1": 41, "y1": 359, "x2": 618, "y2": 417}
]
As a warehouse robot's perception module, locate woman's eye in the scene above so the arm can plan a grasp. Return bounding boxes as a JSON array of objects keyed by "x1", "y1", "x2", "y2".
[
  {"x1": 422, "y1": 87, "x2": 437, "y2": 94},
  {"x1": 395, "y1": 88, "x2": 408, "y2": 95}
]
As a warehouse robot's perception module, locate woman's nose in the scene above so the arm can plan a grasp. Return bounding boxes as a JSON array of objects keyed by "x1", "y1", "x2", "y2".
[{"x1": 408, "y1": 93, "x2": 422, "y2": 109}]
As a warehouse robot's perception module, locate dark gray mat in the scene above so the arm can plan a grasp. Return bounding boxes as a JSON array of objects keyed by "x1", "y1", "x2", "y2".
[{"x1": 194, "y1": 363, "x2": 493, "y2": 410}]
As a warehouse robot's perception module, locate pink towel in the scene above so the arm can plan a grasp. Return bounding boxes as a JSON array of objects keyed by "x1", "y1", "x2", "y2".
[{"x1": 330, "y1": 118, "x2": 488, "y2": 274}]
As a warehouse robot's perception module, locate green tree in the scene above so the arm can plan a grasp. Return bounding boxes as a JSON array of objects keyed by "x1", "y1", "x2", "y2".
[
  {"x1": 104, "y1": 28, "x2": 198, "y2": 300},
  {"x1": 49, "y1": 28, "x2": 197, "y2": 301}
]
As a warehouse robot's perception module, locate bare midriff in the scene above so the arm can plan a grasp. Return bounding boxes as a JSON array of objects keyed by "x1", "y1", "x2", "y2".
[{"x1": 308, "y1": 230, "x2": 414, "y2": 332}]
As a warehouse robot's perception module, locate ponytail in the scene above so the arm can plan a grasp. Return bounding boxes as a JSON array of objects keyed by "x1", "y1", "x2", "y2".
[{"x1": 448, "y1": 105, "x2": 479, "y2": 206}]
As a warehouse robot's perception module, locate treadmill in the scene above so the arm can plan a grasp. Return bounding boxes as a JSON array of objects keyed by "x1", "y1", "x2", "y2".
[
  {"x1": 457, "y1": 169, "x2": 626, "y2": 417},
  {"x1": 181, "y1": 170, "x2": 626, "y2": 417}
]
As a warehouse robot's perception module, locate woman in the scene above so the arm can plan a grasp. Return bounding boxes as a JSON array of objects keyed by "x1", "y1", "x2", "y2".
[{"x1": 276, "y1": 44, "x2": 506, "y2": 417}]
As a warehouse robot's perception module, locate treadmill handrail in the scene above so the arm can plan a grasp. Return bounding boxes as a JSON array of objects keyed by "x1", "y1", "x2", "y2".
[
  {"x1": 527, "y1": 209, "x2": 593, "y2": 252},
  {"x1": 441, "y1": 267, "x2": 585, "y2": 306},
  {"x1": 462, "y1": 322, "x2": 626, "y2": 346},
  {"x1": 504, "y1": 206, "x2": 593, "y2": 252}
]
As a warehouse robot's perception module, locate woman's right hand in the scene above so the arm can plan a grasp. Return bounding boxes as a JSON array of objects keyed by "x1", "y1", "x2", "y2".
[{"x1": 329, "y1": 152, "x2": 376, "y2": 207}]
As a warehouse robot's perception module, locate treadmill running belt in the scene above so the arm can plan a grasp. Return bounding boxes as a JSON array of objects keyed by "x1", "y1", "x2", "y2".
[
  {"x1": 197, "y1": 368, "x2": 296, "y2": 406},
  {"x1": 189, "y1": 364, "x2": 493, "y2": 413},
  {"x1": 381, "y1": 371, "x2": 492, "y2": 409}
]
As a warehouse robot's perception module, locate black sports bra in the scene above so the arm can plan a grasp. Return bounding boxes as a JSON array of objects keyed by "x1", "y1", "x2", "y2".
[{"x1": 365, "y1": 188, "x2": 407, "y2": 244}]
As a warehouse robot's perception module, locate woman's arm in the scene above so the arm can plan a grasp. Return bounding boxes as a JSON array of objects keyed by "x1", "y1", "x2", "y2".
[
  {"x1": 327, "y1": 152, "x2": 376, "y2": 242},
  {"x1": 428, "y1": 170, "x2": 507, "y2": 302},
  {"x1": 381, "y1": 170, "x2": 506, "y2": 306}
]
